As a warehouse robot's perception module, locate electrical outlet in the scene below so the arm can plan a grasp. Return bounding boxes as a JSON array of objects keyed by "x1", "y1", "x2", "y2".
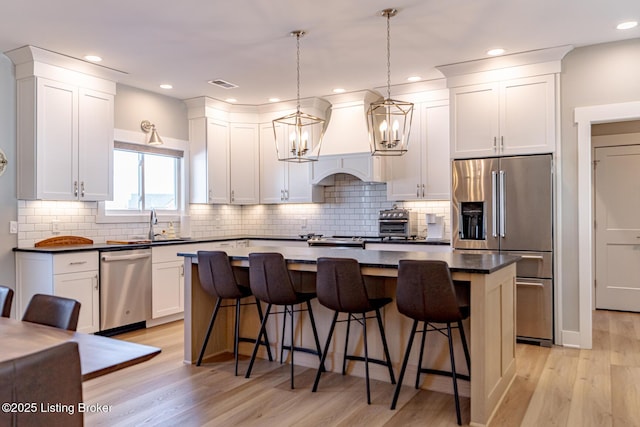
[
  {"x1": 51, "y1": 219, "x2": 61, "y2": 234},
  {"x1": 9, "y1": 221, "x2": 18, "y2": 234}
]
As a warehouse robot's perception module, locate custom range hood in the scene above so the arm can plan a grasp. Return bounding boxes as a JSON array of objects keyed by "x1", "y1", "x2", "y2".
[{"x1": 311, "y1": 90, "x2": 387, "y2": 184}]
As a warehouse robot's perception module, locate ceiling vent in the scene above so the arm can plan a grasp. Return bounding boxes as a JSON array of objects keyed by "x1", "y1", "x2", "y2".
[{"x1": 207, "y1": 79, "x2": 238, "y2": 89}]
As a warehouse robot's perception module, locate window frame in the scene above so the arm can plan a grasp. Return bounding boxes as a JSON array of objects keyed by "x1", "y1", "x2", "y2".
[{"x1": 97, "y1": 129, "x2": 189, "y2": 224}]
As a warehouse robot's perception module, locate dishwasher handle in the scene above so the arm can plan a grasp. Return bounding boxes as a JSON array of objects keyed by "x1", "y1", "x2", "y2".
[{"x1": 101, "y1": 253, "x2": 151, "y2": 262}]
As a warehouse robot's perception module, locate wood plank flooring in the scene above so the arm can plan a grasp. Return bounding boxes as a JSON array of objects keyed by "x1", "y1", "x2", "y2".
[{"x1": 83, "y1": 310, "x2": 640, "y2": 426}]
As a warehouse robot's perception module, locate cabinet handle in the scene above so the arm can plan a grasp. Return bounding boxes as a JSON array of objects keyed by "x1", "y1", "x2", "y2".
[
  {"x1": 68, "y1": 261, "x2": 87, "y2": 265},
  {"x1": 94, "y1": 275, "x2": 99, "y2": 290},
  {"x1": 281, "y1": 189, "x2": 284, "y2": 201},
  {"x1": 231, "y1": 190, "x2": 235, "y2": 202},
  {"x1": 80, "y1": 181, "x2": 85, "y2": 198},
  {"x1": 493, "y1": 137, "x2": 497, "y2": 152},
  {"x1": 500, "y1": 136, "x2": 504, "y2": 151},
  {"x1": 180, "y1": 265, "x2": 184, "y2": 277},
  {"x1": 416, "y1": 184, "x2": 420, "y2": 198},
  {"x1": 74, "y1": 181, "x2": 79, "y2": 197},
  {"x1": 284, "y1": 189, "x2": 289, "y2": 200},
  {"x1": 422, "y1": 184, "x2": 425, "y2": 198},
  {"x1": 208, "y1": 190, "x2": 212, "y2": 202}
]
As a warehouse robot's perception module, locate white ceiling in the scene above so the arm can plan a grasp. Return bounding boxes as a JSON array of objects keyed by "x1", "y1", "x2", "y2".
[{"x1": 1, "y1": 1, "x2": 638, "y2": 105}]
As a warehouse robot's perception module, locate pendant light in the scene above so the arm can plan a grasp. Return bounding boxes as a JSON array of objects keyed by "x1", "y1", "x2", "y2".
[
  {"x1": 367, "y1": 8, "x2": 414, "y2": 156},
  {"x1": 273, "y1": 30, "x2": 325, "y2": 162}
]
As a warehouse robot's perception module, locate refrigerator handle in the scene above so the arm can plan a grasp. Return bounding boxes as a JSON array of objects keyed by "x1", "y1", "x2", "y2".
[
  {"x1": 499, "y1": 170, "x2": 506, "y2": 238},
  {"x1": 491, "y1": 171, "x2": 498, "y2": 238}
]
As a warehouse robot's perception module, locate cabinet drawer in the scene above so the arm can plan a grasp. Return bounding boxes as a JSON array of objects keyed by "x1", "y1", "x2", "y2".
[{"x1": 53, "y1": 252, "x2": 99, "y2": 274}]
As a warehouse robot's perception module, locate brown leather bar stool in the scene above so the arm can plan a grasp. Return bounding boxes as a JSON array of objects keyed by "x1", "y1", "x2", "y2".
[
  {"x1": 22, "y1": 294, "x2": 81, "y2": 331},
  {"x1": 390, "y1": 260, "x2": 471, "y2": 426},
  {"x1": 245, "y1": 252, "x2": 324, "y2": 389},
  {"x1": 196, "y1": 251, "x2": 273, "y2": 375},
  {"x1": 312, "y1": 257, "x2": 396, "y2": 404},
  {"x1": 0, "y1": 285, "x2": 14, "y2": 317}
]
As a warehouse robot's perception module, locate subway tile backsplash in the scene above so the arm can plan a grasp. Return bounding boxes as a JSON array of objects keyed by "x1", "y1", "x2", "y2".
[{"x1": 17, "y1": 174, "x2": 450, "y2": 247}]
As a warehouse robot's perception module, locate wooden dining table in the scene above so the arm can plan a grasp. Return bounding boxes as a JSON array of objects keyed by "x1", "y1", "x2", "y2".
[{"x1": 0, "y1": 317, "x2": 161, "y2": 381}]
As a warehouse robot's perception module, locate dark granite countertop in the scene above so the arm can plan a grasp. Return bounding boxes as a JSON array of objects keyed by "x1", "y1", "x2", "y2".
[
  {"x1": 179, "y1": 245, "x2": 517, "y2": 275},
  {"x1": 13, "y1": 235, "x2": 449, "y2": 254}
]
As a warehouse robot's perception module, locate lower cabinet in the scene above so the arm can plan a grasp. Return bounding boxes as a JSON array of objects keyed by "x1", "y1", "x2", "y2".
[{"x1": 15, "y1": 251, "x2": 100, "y2": 333}]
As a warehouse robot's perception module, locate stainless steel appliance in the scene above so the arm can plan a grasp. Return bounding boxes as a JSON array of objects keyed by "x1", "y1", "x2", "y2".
[
  {"x1": 378, "y1": 207, "x2": 418, "y2": 238},
  {"x1": 99, "y1": 248, "x2": 152, "y2": 334},
  {"x1": 307, "y1": 236, "x2": 366, "y2": 248},
  {"x1": 452, "y1": 154, "x2": 553, "y2": 345}
]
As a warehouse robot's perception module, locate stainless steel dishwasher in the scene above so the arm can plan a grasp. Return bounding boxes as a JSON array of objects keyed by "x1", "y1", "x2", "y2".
[{"x1": 99, "y1": 248, "x2": 152, "y2": 334}]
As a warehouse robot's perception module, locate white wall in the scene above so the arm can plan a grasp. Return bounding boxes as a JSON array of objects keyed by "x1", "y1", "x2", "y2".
[
  {"x1": 560, "y1": 38, "x2": 640, "y2": 332},
  {"x1": 0, "y1": 53, "x2": 18, "y2": 314}
]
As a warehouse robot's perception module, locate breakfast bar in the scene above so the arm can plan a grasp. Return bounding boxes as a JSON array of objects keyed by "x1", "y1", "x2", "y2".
[{"x1": 179, "y1": 246, "x2": 518, "y2": 427}]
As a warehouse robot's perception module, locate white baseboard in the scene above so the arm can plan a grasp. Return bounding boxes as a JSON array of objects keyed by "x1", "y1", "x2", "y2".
[{"x1": 147, "y1": 312, "x2": 184, "y2": 328}]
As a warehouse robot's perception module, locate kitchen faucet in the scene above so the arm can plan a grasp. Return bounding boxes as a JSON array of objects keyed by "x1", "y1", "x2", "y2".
[{"x1": 149, "y1": 208, "x2": 158, "y2": 241}]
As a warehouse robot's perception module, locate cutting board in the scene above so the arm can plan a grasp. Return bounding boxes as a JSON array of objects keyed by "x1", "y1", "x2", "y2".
[
  {"x1": 105, "y1": 239, "x2": 152, "y2": 245},
  {"x1": 35, "y1": 236, "x2": 94, "y2": 247}
]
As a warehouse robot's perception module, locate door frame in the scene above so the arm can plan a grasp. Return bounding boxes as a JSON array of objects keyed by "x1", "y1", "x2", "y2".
[{"x1": 575, "y1": 101, "x2": 640, "y2": 349}]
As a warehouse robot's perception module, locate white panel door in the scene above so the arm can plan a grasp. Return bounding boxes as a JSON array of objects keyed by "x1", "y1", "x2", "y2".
[
  {"x1": 230, "y1": 123, "x2": 260, "y2": 204},
  {"x1": 207, "y1": 119, "x2": 230, "y2": 204},
  {"x1": 54, "y1": 271, "x2": 99, "y2": 333},
  {"x1": 259, "y1": 123, "x2": 286, "y2": 203},
  {"x1": 595, "y1": 145, "x2": 640, "y2": 311},
  {"x1": 450, "y1": 83, "x2": 499, "y2": 158}
]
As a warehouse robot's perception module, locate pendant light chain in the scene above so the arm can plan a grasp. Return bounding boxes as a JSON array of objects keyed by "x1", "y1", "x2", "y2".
[
  {"x1": 296, "y1": 31, "x2": 301, "y2": 113},
  {"x1": 386, "y1": 11, "x2": 391, "y2": 100}
]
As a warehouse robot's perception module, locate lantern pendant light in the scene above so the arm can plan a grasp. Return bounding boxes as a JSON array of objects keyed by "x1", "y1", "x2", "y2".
[
  {"x1": 367, "y1": 8, "x2": 414, "y2": 156},
  {"x1": 272, "y1": 31, "x2": 325, "y2": 162}
]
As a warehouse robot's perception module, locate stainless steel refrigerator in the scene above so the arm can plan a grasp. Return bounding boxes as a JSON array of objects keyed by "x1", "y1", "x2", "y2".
[{"x1": 452, "y1": 154, "x2": 553, "y2": 345}]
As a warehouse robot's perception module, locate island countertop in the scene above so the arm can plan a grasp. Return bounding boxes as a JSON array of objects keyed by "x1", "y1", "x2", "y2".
[{"x1": 178, "y1": 245, "x2": 519, "y2": 275}]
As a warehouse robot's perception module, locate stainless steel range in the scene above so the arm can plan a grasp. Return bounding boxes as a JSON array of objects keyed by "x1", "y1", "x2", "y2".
[{"x1": 378, "y1": 207, "x2": 418, "y2": 238}]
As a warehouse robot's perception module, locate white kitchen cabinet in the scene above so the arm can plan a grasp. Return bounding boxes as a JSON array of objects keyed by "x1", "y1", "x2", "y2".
[
  {"x1": 259, "y1": 123, "x2": 323, "y2": 203},
  {"x1": 15, "y1": 77, "x2": 114, "y2": 200},
  {"x1": 387, "y1": 102, "x2": 450, "y2": 201},
  {"x1": 450, "y1": 74, "x2": 555, "y2": 158},
  {"x1": 189, "y1": 117, "x2": 230, "y2": 204},
  {"x1": 15, "y1": 251, "x2": 100, "y2": 333},
  {"x1": 230, "y1": 123, "x2": 260, "y2": 204}
]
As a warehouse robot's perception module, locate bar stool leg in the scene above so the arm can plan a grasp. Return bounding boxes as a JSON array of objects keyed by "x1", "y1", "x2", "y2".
[
  {"x1": 362, "y1": 312, "x2": 371, "y2": 404},
  {"x1": 458, "y1": 320, "x2": 471, "y2": 374},
  {"x1": 246, "y1": 303, "x2": 272, "y2": 379},
  {"x1": 254, "y1": 297, "x2": 273, "y2": 362},
  {"x1": 280, "y1": 305, "x2": 288, "y2": 364},
  {"x1": 306, "y1": 300, "x2": 325, "y2": 371},
  {"x1": 390, "y1": 319, "x2": 419, "y2": 410},
  {"x1": 234, "y1": 299, "x2": 241, "y2": 376},
  {"x1": 416, "y1": 321, "x2": 428, "y2": 389},
  {"x1": 197, "y1": 297, "x2": 223, "y2": 366},
  {"x1": 290, "y1": 305, "x2": 295, "y2": 389},
  {"x1": 374, "y1": 308, "x2": 396, "y2": 384},
  {"x1": 447, "y1": 323, "x2": 462, "y2": 425},
  {"x1": 312, "y1": 311, "x2": 339, "y2": 392},
  {"x1": 342, "y1": 314, "x2": 352, "y2": 375}
]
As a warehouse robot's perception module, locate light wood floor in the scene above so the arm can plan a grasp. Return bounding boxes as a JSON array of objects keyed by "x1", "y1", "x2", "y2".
[{"x1": 83, "y1": 310, "x2": 640, "y2": 426}]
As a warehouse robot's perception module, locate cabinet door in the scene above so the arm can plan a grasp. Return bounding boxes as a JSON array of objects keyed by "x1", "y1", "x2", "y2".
[
  {"x1": 386, "y1": 105, "x2": 424, "y2": 201},
  {"x1": 207, "y1": 119, "x2": 231, "y2": 203},
  {"x1": 36, "y1": 78, "x2": 79, "y2": 200},
  {"x1": 54, "y1": 270, "x2": 99, "y2": 333},
  {"x1": 230, "y1": 123, "x2": 259, "y2": 204},
  {"x1": 500, "y1": 75, "x2": 555, "y2": 155},
  {"x1": 423, "y1": 103, "x2": 451, "y2": 200},
  {"x1": 286, "y1": 161, "x2": 320, "y2": 203},
  {"x1": 78, "y1": 88, "x2": 114, "y2": 200},
  {"x1": 152, "y1": 260, "x2": 184, "y2": 318},
  {"x1": 260, "y1": 123, "x2": 287, "y2": 203},
  {"x1": 450, "y1": 83, "x2": 499, "y2": 159}
]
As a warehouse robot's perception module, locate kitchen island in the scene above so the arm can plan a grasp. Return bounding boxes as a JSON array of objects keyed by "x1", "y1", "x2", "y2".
[{"x1": 178, "y1": 246, "x2": 518, "y2": 427}]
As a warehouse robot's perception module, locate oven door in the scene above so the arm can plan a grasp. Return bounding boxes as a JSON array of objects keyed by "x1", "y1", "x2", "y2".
[{"x1": 379, "y1": 220, "x2": 408, "y2": 236}]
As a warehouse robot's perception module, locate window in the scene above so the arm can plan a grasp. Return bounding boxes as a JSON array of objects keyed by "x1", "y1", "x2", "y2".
[{"x1": 104, "y1": 141, "x2": 183, "y2": 216}]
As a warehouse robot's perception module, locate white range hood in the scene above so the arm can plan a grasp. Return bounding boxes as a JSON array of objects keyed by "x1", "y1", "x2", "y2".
[{"x1": 311, "y1": 90, "x2": 386, "y2": 184}]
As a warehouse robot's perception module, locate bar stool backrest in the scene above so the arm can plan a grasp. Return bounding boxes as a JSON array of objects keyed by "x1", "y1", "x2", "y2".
[
  {"x1": 397, "y1": 260, "x2": 462, "y2": 324},
  {"x1": 248, "y1": 253, "x2": 298, "y2": 305},
  {"x1": 0, "y1": 285, "x2": 13, "y2": 318},
  {"x1": 197, "y1": 251, "x2": 245, "y2": 299},
  {"x1": 316, "y1": 257, "x2": 370, "y2": 313}
]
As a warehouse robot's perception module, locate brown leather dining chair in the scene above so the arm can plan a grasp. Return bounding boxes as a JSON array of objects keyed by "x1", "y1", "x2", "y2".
[
  {"x1": 0, "y1": 285, "x2": 14, "y2": 317},
  {"x1": 390, "y1": 260, "x2": 471, "y2": 426},
  {"x1": 22, "y1": 294, "x2": 81, "y2": 331},
  {"x1": 0, "y1": 341, "x2": 83, "y2": 427},
  {"x1": 196, "y1": 251, "x2": 273, "y2": 375}
]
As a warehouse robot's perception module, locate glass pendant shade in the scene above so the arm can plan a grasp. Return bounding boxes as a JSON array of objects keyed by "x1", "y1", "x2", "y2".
[{"x1": 273, "y1": 30, "x2": 325, "y2": 162}]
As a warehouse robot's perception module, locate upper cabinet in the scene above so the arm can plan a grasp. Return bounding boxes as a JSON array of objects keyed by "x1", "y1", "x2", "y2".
[
  {"x1": 438, "y1": 45, "x2": 571, "y2": 160},
  {"x1": 229, "y1": 123, "x2": 260, "y2": 204},
  {"x1": 387, "y1": 101, "x2": 450, "y2": 201},
  {"x1": 450, "y1": 75, "x2": 556, "y2": 158},
  {"x1": 7, "y1": 46, "x2": 117, "y2": 201}
]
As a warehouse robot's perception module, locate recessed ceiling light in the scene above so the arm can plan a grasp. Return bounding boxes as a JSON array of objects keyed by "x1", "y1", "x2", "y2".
[
  {"x1": 617, "y1": 21, "x2": 638, "y2": 30},
  {"x1": 268, "y1": 98, "x2": 280, "y2": 103},
  {"x1": 225, "y1": 98, "x2": 238, "y2": 103},
  {"x1": 487, "y1": 48, "x2": 506, "y2": 56},
  {"x1": 333, "y1": 88, "x2": 346, "y2": 93},
  {"x1": 84, "y1": 55, "x2": 102, "y2": 62},
  {"x1": 159, "y1": 84, "x2": 173, "y2": 89},
  {"x1": 407, "y1": 76, "x2": 421, "y2": 82}
]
